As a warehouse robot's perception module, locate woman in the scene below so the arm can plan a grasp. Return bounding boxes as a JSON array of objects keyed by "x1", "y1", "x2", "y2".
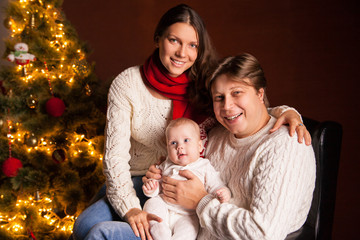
[
  {"x1": 159, "y1": 53, "x2": 316, "y2": 239},
  {"x1": 72, "y1": 5, "x2": 310, "y2": 240}
]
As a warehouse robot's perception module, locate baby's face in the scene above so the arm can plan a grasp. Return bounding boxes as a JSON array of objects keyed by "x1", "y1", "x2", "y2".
[{"x1": 166, "y1": 123, "x2": 202, "y2": 166}]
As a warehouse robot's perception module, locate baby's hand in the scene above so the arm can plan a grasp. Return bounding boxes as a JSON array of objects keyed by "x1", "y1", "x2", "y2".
[
  {"x1": 142, "y1": 179, "x2": 159, "y2": 195},
  {"x1": 216, "y1": 187, "x2": 231, "y2": 203}
]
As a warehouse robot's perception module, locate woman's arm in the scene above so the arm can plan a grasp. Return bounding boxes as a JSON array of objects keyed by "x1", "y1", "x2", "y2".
[
  {"x1": 105, "y1": 72, "x2": 163, "y2": 240},
  {"x1": 103, "y1": 73, "x2": 141, "y2": 217},
  {"x1": 268, "y1": 105, "x2": 311, "y2": 145}
]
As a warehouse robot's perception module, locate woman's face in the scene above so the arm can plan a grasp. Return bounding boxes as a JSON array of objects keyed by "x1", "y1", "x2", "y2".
[
  {"x1": 157, "y1": 22, "x2": 198, "y2": 77},
  {"x1": 211, "y1": 74, "x2": 268, "y2": 138}
]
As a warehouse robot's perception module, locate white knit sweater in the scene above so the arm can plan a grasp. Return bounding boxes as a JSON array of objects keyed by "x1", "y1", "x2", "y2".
[
  {"x1": 103, "y1": 66, "x2": 299, "y2": 218},
  {"x1": 103, "y1": 66, "x2": 171, "y2": 217},
  {"x1": 196, "y1": 116, "x2": 316, "y2": 240}
]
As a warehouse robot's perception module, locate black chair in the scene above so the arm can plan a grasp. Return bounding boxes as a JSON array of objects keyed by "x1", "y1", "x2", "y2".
[{"x1": 285, "y1": 117, "x2": 342, "y2": 240}]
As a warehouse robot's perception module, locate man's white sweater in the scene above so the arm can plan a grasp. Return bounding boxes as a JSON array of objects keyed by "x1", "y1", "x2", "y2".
[{"x1": 196, "y1": 116, "x2": 316, "y2": 240}]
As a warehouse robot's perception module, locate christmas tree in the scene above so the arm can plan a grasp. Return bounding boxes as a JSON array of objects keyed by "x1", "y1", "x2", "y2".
[{"x1": 0, "y1": 0, "x2": 106, "y2": 239}]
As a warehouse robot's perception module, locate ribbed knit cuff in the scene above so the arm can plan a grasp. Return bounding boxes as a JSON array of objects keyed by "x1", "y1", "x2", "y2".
[
  {"x1": 118, "y1": 197, "x2": 142, "y2": 218},
  {"x1": 196, "y1": 194, "x2": 214, "y2": 216}
]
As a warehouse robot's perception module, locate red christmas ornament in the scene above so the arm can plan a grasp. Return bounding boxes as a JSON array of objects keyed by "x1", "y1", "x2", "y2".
[
  {"x1": 52, "y1": 149, "x2": 66, "y2": 164},
  {"x1": 2, "y1": 157, "x2": 23, "y2": 177},
  {"x1": 46, "y1": 97, "x2": 65, "y2": 117}
]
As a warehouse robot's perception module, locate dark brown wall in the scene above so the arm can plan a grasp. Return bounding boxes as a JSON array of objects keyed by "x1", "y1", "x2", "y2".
[{"x1": 62, "y1": 0, "x2": 360, "y2": 238}]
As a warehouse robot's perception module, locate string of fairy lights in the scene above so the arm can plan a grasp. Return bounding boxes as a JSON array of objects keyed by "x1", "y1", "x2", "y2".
[
  {"x1": 1, "y1": 0, "x2": 103, "y2": 236},
  {"x1": 0, "y1": 195, "x2": 75, "y2": 234}
]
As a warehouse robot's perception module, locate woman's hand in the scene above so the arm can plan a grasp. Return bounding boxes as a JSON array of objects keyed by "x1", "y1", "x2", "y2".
[
  {"x1": 270, "y1": 110, "x2": 312, "y2": 146},
  {"x1": 161, "y1": 170, "x2": 208, "y2": 210},
  {"x1": 125, "y1": 208, "x2": 162, "y2": 240}
]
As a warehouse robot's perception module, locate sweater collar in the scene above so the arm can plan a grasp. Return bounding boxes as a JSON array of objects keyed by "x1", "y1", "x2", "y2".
[{"x1": 228, "y1": 115, "x2": 276, "y2": 147}]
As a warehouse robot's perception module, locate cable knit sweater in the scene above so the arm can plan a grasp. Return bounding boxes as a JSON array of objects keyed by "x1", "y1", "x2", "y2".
[
  {"x1": 196, "y1": 116, "x2": 316, "y2": 240},
  {"x1": 103, "y1": 66, "x2": 299, "y2": 218}
]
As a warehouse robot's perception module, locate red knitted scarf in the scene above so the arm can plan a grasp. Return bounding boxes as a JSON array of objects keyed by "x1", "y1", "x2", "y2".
[{"x1": 141, "y1": 51, "x2": 192, "y2": 120}]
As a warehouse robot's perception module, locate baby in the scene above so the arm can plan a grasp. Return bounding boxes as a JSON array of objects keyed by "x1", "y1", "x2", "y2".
[{"x1": 142, "y1": 118, "x2": 231, "y2": 240}]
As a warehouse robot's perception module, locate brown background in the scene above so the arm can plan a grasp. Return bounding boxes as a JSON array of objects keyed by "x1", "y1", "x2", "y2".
[
  {"x1": 62, "y1": 0, "x2": 359, "y2": 239},
  {"x1": 5, "y1": 0, "x2": 359, "y2": 238}
]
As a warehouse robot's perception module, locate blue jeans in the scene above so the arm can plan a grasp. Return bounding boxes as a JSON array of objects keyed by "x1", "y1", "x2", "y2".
[
  {"x1": 72, "y1": 176, "x2": 148, "y2": 240},
  {"x1": 84, "y1": 221, "x2": 141, "y2": 240}
]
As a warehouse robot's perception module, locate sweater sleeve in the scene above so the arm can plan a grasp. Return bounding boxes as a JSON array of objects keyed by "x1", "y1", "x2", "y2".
[
  {"x1": 267, "y1": 105, "x2": 302, "y2": 121},
  {"x1": 103, "y1": 70, "x2": 141, "y2": 218},
  {"x1": 197, "y1": 133, "x2": 315, "y2": 240}
]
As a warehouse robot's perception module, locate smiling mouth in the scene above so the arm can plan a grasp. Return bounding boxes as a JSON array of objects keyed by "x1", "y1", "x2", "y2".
[
  {"x1": 224, "y1": 113, "x2": 243, "y2": 120},
  {"x1": 171, "y1": 58, "x2": 185, "y2": 66}
]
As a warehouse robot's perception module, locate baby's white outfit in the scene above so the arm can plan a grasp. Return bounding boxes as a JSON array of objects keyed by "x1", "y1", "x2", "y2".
[{"x1": 143, "y1": 157, "x2": 228, "y2": 240}]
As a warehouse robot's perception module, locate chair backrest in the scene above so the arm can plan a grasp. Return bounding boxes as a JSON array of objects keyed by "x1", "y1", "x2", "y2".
[{"x1": 286, "y1": 117, "x2": 342, "y2": 240}]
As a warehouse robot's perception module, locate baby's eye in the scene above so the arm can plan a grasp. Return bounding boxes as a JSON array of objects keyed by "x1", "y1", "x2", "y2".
[
  {"x1": 184, "y1": 138, "x2": 190, "y2": 143},
  {"x1": 170, "y1": 141, "x2": 177, "y2": 145}
]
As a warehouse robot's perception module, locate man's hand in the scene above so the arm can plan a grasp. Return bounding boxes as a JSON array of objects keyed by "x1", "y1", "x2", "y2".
[
  {"x1": 142, "y1": 157, "x2": 165, "y2": 184},
  {"x1": 161, "y1": 170, "x2": 208, "y2": 210}
]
